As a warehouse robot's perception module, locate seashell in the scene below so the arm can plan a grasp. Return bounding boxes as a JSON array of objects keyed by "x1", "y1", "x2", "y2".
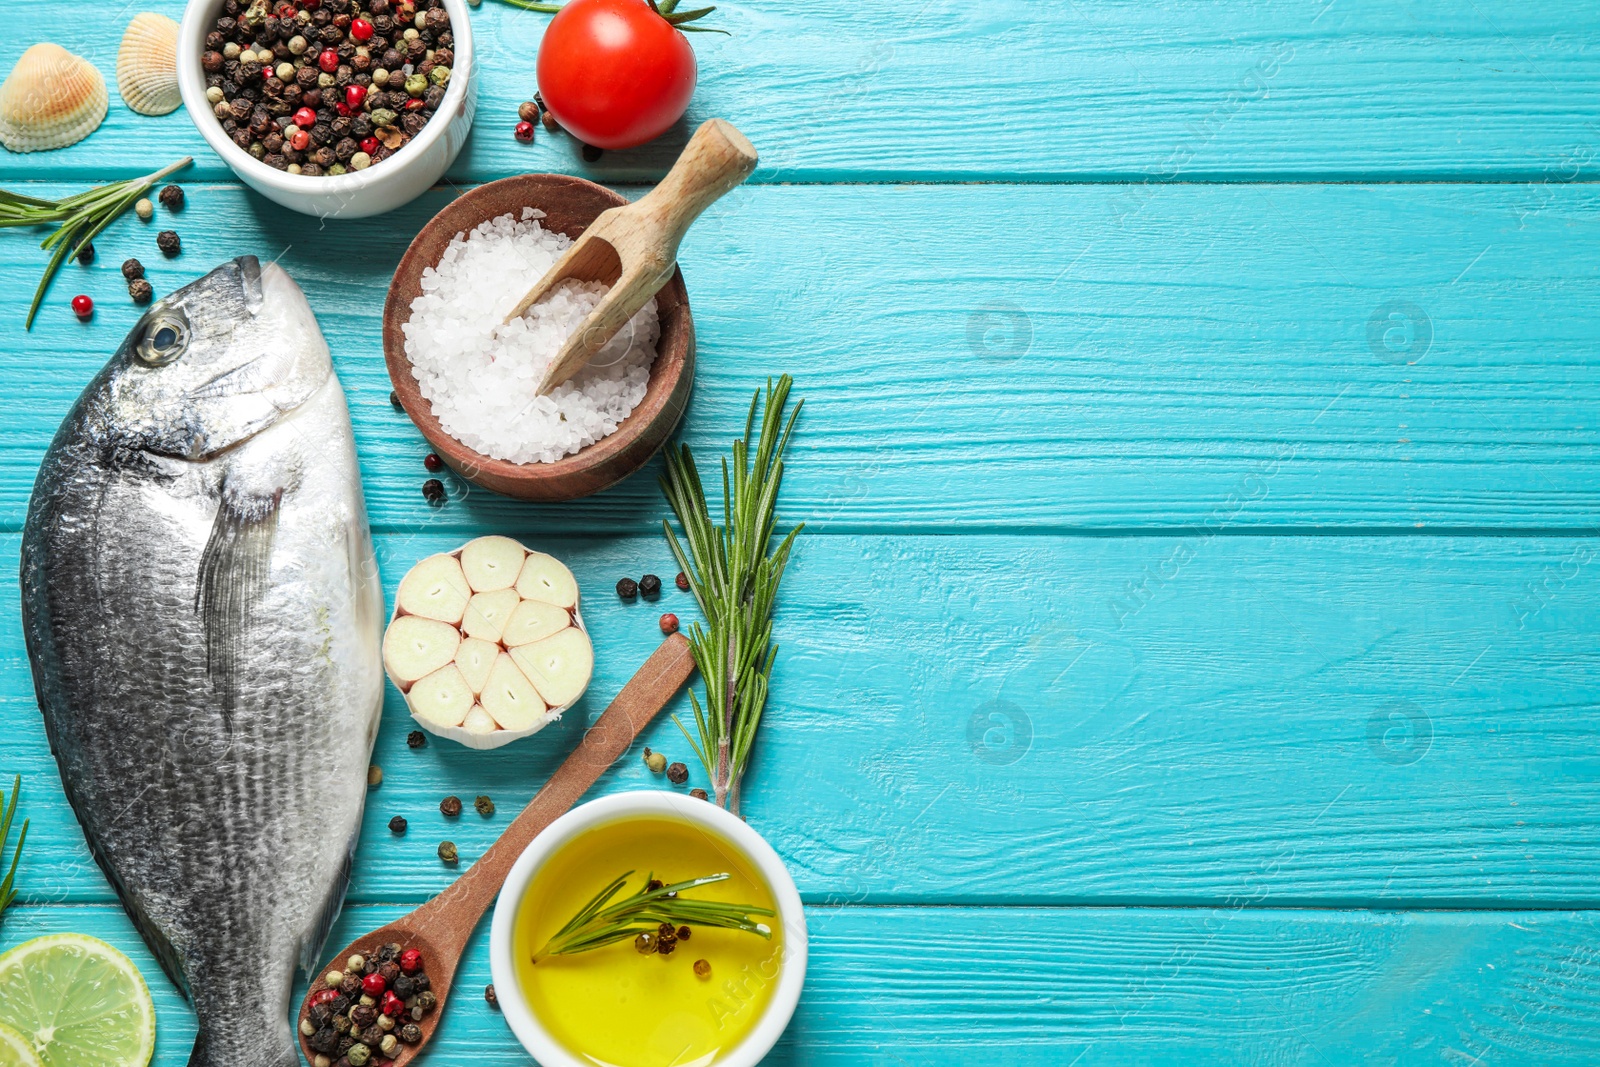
[
  {"x1": 0, "y1": 44, "x2": 107, "y2": 153},
  {"x1": 117, "y1": 13, "x2": 181, "y2": 117}
]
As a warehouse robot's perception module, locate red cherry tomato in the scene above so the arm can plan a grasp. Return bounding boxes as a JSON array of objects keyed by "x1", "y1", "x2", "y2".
[{"x1": 536, "y1": 0, "x2": 696, "y2": 151}]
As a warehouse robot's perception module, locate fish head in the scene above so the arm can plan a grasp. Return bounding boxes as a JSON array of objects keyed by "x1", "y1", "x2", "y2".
[{"x1": 101, "y1": 256, "x2": 333, "y2": 460}]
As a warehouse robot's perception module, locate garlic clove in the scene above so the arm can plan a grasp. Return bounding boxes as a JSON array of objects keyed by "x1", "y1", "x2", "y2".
[
  {"x1": 454, "y1": 636, "x2": 498, "y2": 695},
  {"x1": 461, "y1": 588, "x2": 521, "y2": 643},
  {"x1": 459, "y1": 536, "x2": 527, "y2": 593},
  {"x1": 462, "y1": 704, "x2": 498, "y2": 735},
  {"x1": 383, "y1": 615, "x2": 461, "y2": 686},
  {"x1": 515, "y1": 551, "x2": 579, "y2": 609},
  {"x1": 396, "y1": 553, "x2": 472, "y2": 624},
  {"x1": 407, "y1": 664, "x2": 473, "y2": 728},
  {"x1": 501, "y1": 598, "x2": 569, "y2": 647},
  {"x1": 480, "y1": 653, "x2": 548, "y2": 731},
  {"x1": 510, "y1": 627, "x2": 593, "y2": 709}
]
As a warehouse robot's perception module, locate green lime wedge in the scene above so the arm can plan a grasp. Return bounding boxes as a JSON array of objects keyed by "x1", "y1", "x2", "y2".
[
  {"x1": 0, "y1": 1020, "x2": 44, "y2": 1067},
  {"x1": 0, "y1": 934, "x2": 154, "y2": 1067}
]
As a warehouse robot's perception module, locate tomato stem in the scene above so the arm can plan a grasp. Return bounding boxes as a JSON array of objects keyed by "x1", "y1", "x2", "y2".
[{"x1": 492, "y1": 0, "x2": 728, "y2": 32}]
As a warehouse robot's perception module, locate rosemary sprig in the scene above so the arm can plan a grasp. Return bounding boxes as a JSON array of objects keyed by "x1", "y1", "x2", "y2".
[
  {"x1": 0, "y1": 776, "x2": 28, "y2": 927},
  {"x1": 1, "y1": 157, "x2": 193, "y2": 330},
  {"x1": 661, "y1": 376, "x2": 802, "y2": 814},
  {"x1": 533, "y1": 871, "x2": 773, "y2": 962},
  {"x1": 490, "y1": 0, "x2": 727, "y2": 33}
]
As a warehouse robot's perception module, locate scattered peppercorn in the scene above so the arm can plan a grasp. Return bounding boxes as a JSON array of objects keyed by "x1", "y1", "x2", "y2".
[
  {"x1": 440, "y1": 795, "x2": 462, "y2": 817},
  {"x1": 158, "y1": 185, "x2": 185, "y2": 211},
  {"x1": 121, "y1": 258, "x2": 144, "y2": 281},
  {"x1": 75, "y1": 241, "x2": 94, "y2": 265},
  {"x1": 689, "y1": 787, "x2": 708, "y2": 800},
  {"x1": 643, "y1": 747, "x2": 667, "y2": 774},
  {"x1": 676, "y1": 571, "x2": 690, "y2": 591},
  {"x1": 634, "y1": 931, "x2": 657, "y2": 954},
  {"x1": 514, "y1": 120, "x2": 534, "y2": 143},
  {"x1": 484, "y1": 984, "x2": 498, "y2": 1007},
  {"x1": 367, "y1": 764, "x2": 383, "y2": 787},
  {"x1": 474, "y1": 795, "x2": 495, "y2": 817},
  {"x1": 156, "y1": 230, "x2": 181, "y2": 257},
  {"x1": 407, "y1": 730, "x2": 427, "y2": 749},
  {"x1": 423, "y1": 452, "x2": 443, "y2": 472},
  {"x1": 135, "y1": 198, "x2": 154, "y2": 221},
  {"x1": 639, "y1": 574, "x2": 662, "y2": 600},
  {"x1": 666, "y1": 761, "x2": 689, "y2": 785},
  {"x1": 617, "y1": 577, "x2": 639, "y2": 602},
  {"x1": 438, "y1": 841, "x2": 458, "y2": 864},
  {"x1": 582, "y1": 143, "x2": 603, "y2": 162},
  {"x1": 388, "y1": 815, "x2": 407, "y2": 834},
  {"x1": 677, "y1": 926, "x2": 691, "y2": 940},
  {"x1": 518, "y1": 101, "x2": 538, "y2": 123},
  {"x1": 128, "y1": 279, "x2": 154, "y2": 305},
  {"x1": 542, "y1": 109, "x2": 560, "y2": 133},
  {"x1": 694, "y1": 958, "x2": 711, "y2": 978},
  {"x1": 647, "y1": 878, "x2": 664, "y2": 891},
  {"x1": 390, "y1": 390, "x2": 404, "y2": 411},
  {"x1": 422, "y1": 478, "x2": 446, "y2": 506},
  {"x1": 71, "y1": 294, "x2": 93, "y2": 320},
  {"x1": 659, "y1": 613, "x2": 679, "y2": 635}
]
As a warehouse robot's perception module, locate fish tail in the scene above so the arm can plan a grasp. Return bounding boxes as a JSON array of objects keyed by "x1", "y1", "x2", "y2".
[{"x1": 187, "y1": 1023, "x2": 299, "y2": 1067}]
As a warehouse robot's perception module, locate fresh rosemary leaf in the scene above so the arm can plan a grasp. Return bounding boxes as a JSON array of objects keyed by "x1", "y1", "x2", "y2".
[
  {"x1": 0, "y1": 776, "x2": 28, "y2": 925},
  {"x1": 8, "y1": 157, "x2": 192, "y2": 330},
  {"x1": 533, "y1": 871, "x2": 774, "y2": 962},
  {"x1": 662, "y1": 376, "x2": 802, "y2": 814}
]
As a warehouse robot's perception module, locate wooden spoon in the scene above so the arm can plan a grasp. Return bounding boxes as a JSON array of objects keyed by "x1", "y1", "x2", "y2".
[
  {"x1": 296, "y1": 634, "x2": 696, "y2": 1066},
  {"x1": 503, "y1": 118, "x2": 758, "y2": 397}
]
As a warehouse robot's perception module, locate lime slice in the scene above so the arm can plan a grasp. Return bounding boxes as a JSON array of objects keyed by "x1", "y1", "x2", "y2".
[
  {"x1": 0, "y1": 934, "x2": 154, "y2": 1067},
  {"x1": 0, "y1": 1020, "x2": 44, "y2": 1067}
]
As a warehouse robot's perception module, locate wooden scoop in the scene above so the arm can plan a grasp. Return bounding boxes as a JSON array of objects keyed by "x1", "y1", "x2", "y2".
[
  {"x1": 296, "y1": 634, "x2": 696, "y2": 1066},
  {"x1": 503, "y1": 119, "x2": 758, "y2": 396}
]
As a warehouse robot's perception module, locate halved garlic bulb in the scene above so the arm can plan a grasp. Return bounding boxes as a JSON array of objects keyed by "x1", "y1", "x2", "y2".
[{"x1": 383, "y1": 537, "x2": 593, "y2": 748}]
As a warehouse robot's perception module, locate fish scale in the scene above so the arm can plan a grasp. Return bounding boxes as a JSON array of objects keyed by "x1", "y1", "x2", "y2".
[{"x1": 20, "y1": 257, "x2": 383, "y2": 1067}]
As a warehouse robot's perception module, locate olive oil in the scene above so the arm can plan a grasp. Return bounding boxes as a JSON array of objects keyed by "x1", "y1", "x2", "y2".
[{"x1": 515, "y1": 816, "x2": 783, "y2": 1067}]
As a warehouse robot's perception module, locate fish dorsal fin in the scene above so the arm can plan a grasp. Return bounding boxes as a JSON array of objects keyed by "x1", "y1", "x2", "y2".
[{"x1": 195, "y1": 487, "x2": 282, "y2": 730}]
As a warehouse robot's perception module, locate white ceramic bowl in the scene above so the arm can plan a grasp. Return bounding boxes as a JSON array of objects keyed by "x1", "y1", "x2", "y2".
[
  {"x1": 177, "y1": 0, "x2": 476, "y2": 218},
  {"x1": 490, "y1": 791, "x2": 808, "y2": 1067}
]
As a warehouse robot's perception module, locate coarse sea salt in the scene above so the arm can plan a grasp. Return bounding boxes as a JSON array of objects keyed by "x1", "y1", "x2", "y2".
[{"x1": 403, "y1": 208, "x2": 660, "y2": 464}]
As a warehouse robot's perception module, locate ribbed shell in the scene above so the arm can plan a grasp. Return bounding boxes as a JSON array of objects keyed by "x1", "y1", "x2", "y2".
[
  {"x1": 117, "y1": 13, "x2": 180, "y2": 117},
  {"x1": 0, "y1": 44, "x2": 107, "y2": 153}
]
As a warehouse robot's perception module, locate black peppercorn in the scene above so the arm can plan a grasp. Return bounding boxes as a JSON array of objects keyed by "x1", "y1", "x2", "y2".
[
  {"x1": 74, "y1": 241, "x2": 94, "y2": 265},
  {"x1": 399, "y1": 1023, "x2": 423, "y2": 1045},
  {"x1": 310, "y1": 1027, "x2": 340, "y2": 1054},
  {"x1": 646, "y1": 878, "x2": 664, "y2": 891},
  {"x1": 474, "y1": 795, "x2": 495, "y2": 817},
  {"x1": 388, "y1": 815, "x2": 406, "y2": 834},
  {"x1": 689, "y1": 787, "x2": 708, "y2": 801},
  {"x1": 485, "y1": 984, "x2": 498, "y2": 1007},
  {"x1": 156, "y1": 230, "x2": 181, "y2": 257},
  {"x1": 439, "y1": 795, "x2": 462, "y2": 817},
  {"x1": 159, "y1": 185, "x2": 185, "y2": 211},
  {"x1": 616, "y1": 577, "x2": 638, "y2": 602},
  {"x1": 639, "y1": 574, "x2": 662, "y2": 600},
  {"x1": 392, "y1": 974, "x2": 415, "y2": 998},
  {"x1": 666, "y1": 762, "x2": 688, "y2": 785},
  {"x1": 127, "y1": 278, "x2": 154, "y2": 305},
  {"x1": 338, "y1": 975, "x2": 361, "y2": 998},
  {"x1": 582, "y1": 143, "x2": 603, "y2": 162},
  {"x1": 350, "y1": 1004, "x2": 377, "y2": 1028},
  {"x1": 422, "y1": 478, "x2": 446, "y2": 506},
  {"x1": 121, "y1": 258, "x2": 145, "y2": 281},
  {"x1": 407, "y1": 729, "x2": 426, "y2": 748},
  {"x1": 390, "y1": 390, "x2": 403, "y2": 410}
]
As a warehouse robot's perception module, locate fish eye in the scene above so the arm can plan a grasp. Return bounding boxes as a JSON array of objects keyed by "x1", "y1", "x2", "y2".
[{"x1": 136, "y1": 312, "x2": 189, "y2": 366}]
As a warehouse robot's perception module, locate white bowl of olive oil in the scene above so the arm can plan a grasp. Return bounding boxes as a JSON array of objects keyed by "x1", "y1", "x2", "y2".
[{"x1": 490, "y1": 791, "x2": 808, "y2": 1067}]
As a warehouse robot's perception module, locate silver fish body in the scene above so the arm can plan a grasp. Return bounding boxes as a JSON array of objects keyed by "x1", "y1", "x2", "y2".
[{"x1": 20, "y1": 257, "x2": 383, "y2": 1067}]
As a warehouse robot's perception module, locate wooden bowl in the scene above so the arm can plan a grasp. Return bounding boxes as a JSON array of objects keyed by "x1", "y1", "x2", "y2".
[{"x1": 383, "y1": 175, "x2": 695, "y2": 500}]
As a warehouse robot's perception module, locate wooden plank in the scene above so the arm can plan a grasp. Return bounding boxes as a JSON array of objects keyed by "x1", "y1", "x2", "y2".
[
  {"x1": 10, "y1": 530, "x2": 1600, "y2": 907},
  {"x1": 2, "y1": 181, "x2": 1600, "y2": 531},
  {"x1": 6, "y1": 902, "x2": 1600, "y2": 1065},
  {"x1": 6, "y1": 0, "x2": 1600, "y2": 184}
]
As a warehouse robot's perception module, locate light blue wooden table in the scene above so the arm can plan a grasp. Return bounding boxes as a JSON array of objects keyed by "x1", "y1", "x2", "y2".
[{"x1": 4, "y1": 1, "x2": 1600, "y2": 1063}]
